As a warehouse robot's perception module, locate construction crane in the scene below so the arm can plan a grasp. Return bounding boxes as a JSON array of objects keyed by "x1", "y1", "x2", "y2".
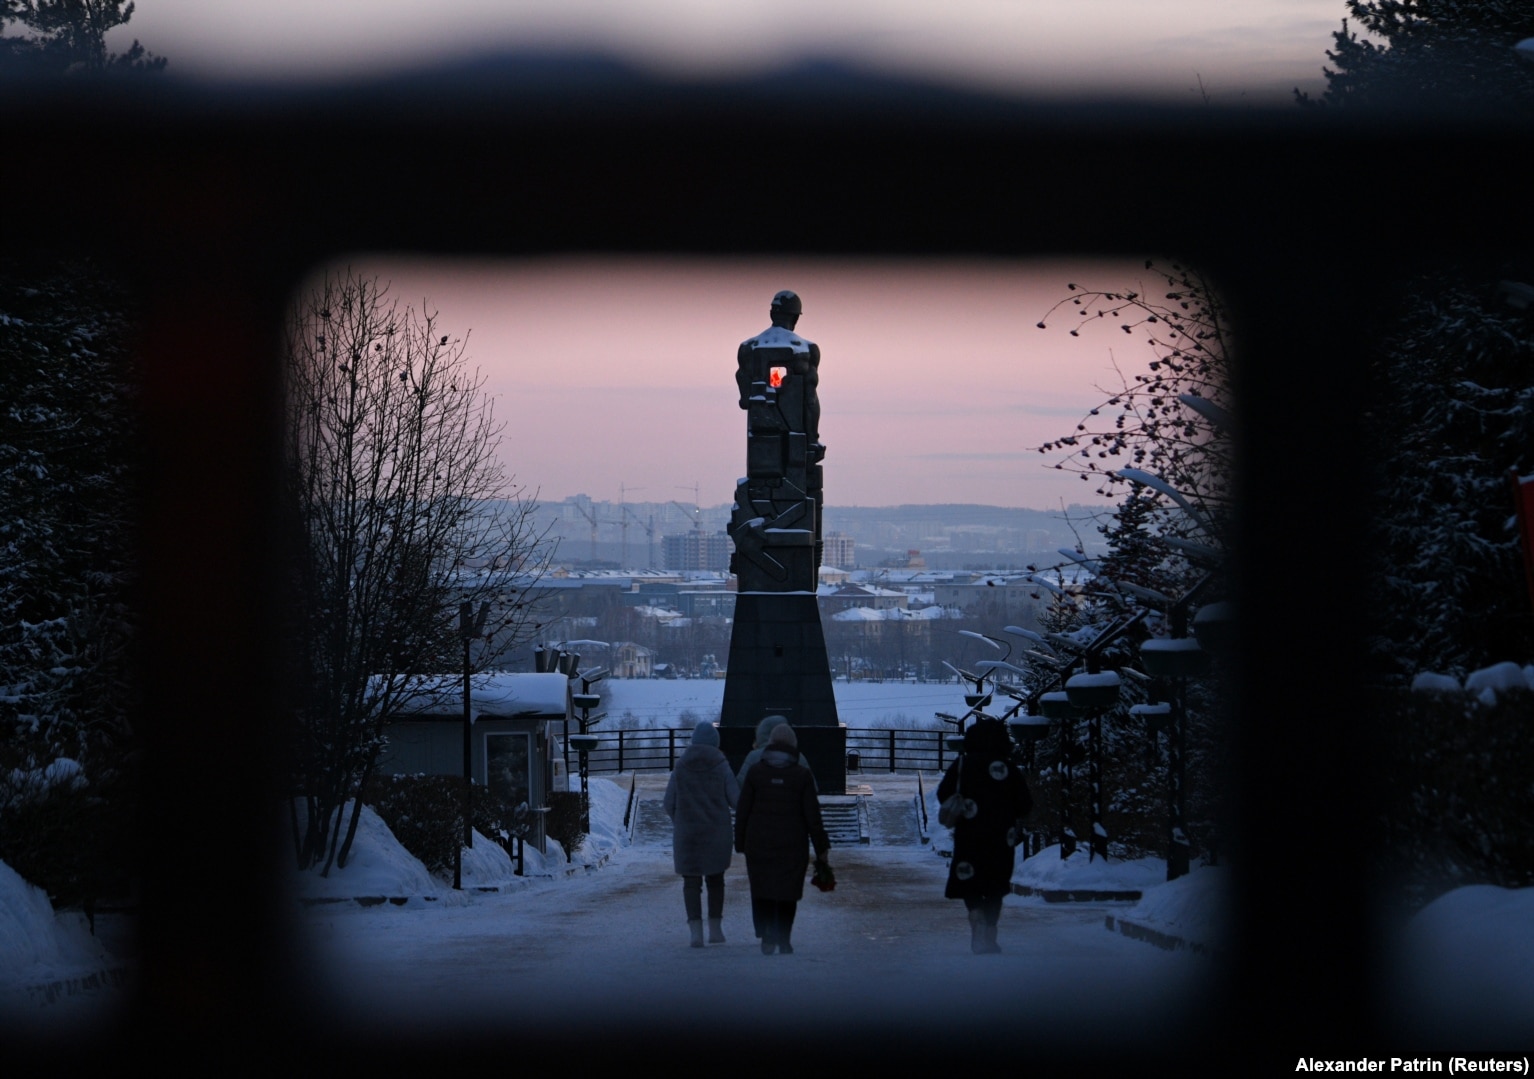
[
  {"x1": 618, "y1": 483, "x2": 645, "y2": 568},
  {"x1": 673, "y1": 483, "x2": 702, "y2": 528},
  {"x1": 622, "y1": 504, "x2": 657, "y2": 570},
  {"x1": 572, "y1": 500, "x2": 601, "y2": 562}
]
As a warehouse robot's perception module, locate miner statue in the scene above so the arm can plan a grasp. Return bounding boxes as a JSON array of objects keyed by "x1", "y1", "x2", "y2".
[
  {"x1": 729, "y1": 290, "x2": 826, "y2": 591},
  {"x1": 721, "y1": 290, "x2": 844, "y2": 793}
]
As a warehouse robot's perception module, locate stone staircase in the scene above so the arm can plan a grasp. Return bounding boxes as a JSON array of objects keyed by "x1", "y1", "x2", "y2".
[
  {"x1": 817, "y1": 795, "x2": 868, "y2": 846},
  {"x1": 627, "y1": 776, "x2": 930, "y2": 849}
]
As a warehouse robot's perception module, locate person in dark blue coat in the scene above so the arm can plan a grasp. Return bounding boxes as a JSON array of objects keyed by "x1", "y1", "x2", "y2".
[
  {"x1": 734, "y1": 723, "x2": 830, "y2": 955},
  {"x1": 936, "y1": 719, "x2": 1033, "y2": 954}
]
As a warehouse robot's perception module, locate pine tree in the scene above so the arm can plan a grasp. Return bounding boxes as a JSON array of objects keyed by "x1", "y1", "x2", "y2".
[
  {"x1": 1, "y1": 0, "x2": 165, "y2": 73},
  {"x1": 1297, "y1": 1, "x2": 1534, "y2": 115},
  {"x1": 0, "y1": 258, "x2": 141, "y2": 907},
  {"x1": 1365, "y1": 271, "x2": 1534, "y2": 683}
]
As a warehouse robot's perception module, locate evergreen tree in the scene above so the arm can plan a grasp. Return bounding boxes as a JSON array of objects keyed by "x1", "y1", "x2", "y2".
[
  {"x1": 1364, "y1": 271, "x2": 1534, "y2": 683},
  {"x1": 0, "y1": 258, "x2": 141, "y2": 908},
  {"x1": 1297, "y1": 1, "x2": 1534, "y2": 115},
  {"x1": 1, "y1": 0, "x2": 164, "y2": 73}
]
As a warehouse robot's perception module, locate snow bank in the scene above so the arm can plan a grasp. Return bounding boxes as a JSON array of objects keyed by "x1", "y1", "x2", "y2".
[
  {"x1": 291, "y1": 778, "x2": 635, "y2": 900},
  {"x1": 291, "y1": 802, "x2": 457, "y2": 904},
  {"x1": 1113, "y1": 864, "x2": 1228, "y2": 952},
  {"x1": 1463, "y1": 661, "x2": 1534, "y2": 704},
  {"x1": 1013, "y1": 844, "x2": 1166, "y2": 894},
  {"x1": 572, "y1": 776, "x2": 631, "y2": 864},
  {"x1": 0, "y1": 858, "x2": 115, "y2": 992},
  {"x1": 1388, "y1": 884, "x2": 1534, "y2": 1046},
  {"x1": 1414, "y1": 661, "x2": 1534, "y2": 701},
  {"x1": 1409, "y1": 671, "x2": 1461, "y2": 693}
]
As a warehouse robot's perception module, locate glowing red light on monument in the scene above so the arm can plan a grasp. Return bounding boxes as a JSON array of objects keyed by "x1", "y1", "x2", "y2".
[{"x1": 769, "y1": 366, "x2": 787, "y2": 388}]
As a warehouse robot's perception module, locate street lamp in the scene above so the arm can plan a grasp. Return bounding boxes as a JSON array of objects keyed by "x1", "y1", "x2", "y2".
[
  {"x1": 454, "y1": 599, "x2": 489, "y2": 891},
  {"x1": 569, "y1": 733, "x2": 601, "y2": 834},
  {"x1": 1136, "y1": 581, "x2": 1219, "y2": 881},
  {"x1": 569, "y1": 665, "x2": 608, "y2": 833},
  {"x1": 1007, "y1": 713, "x2": 1051, "y2": 858},
  {"x1": 1066, "y1": 667, "x2": 1122, "y2": 862}
]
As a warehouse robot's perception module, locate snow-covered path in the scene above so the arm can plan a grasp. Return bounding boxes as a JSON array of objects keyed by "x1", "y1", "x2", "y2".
[{"x1": 299, "y1": 843, "x2": 1213, "y2": 1046}]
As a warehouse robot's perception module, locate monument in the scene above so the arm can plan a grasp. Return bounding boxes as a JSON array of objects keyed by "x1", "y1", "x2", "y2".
[{"x1": 720, "y1": 291, "x2": 845, "y2": 793}]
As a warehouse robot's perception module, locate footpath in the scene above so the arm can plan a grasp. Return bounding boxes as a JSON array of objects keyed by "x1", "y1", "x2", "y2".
[{"x1": 628, "y1": 769, "x2": 1223, "y2": 957}]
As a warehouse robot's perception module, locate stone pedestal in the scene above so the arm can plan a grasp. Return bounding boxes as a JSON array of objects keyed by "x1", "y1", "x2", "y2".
[{"x1": 720, "y1": 723, "x2": 848, "y2": 796}]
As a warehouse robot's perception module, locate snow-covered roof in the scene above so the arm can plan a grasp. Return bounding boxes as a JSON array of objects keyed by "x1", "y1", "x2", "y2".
[
  {"x1": 829, "y1": 604, "x2": 953, "y2": 622},
  {"x1": 383, "y1": 671, "x2": 569, "y2": 719}
]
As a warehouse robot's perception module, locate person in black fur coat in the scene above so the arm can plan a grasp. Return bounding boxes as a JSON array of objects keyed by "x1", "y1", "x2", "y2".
[{"x1": 936, "y1": 719, "x2": 1034, "y2": 954}]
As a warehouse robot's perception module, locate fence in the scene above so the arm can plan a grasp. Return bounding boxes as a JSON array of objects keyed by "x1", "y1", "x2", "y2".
[{"x1": 563, "y1": 725, "x2": 962, "y2": 777}]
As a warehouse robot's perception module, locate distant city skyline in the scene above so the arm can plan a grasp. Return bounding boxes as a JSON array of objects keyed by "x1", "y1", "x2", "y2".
[
  {"x1": 120, "y1": 0, "x2": 1351, "y2": 106},
  {"x1": 332, "y1": 256, "x2": 1158, "y2": 512}
]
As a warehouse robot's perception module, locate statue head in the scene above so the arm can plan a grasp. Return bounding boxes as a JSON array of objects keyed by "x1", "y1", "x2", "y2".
[{"x1": 769, "y1": 290, "x2": 802, "y2": 329}]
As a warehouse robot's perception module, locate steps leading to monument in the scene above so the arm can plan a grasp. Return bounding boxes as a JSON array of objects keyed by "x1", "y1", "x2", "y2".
[
  {"x1": 817, "y1": 797, "x2": 867, "y2": 846},
  {"x1": 625, "y1": 774, "x2": 927, "y2": 850}
]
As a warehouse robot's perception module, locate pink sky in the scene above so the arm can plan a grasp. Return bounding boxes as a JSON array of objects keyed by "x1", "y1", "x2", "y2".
[
  {"x1": 322, "y1": 256, "x2": 1157, "y2": 510},
  {"x1": 120, "y1": 0, "x2": 1346, "y2": 106}
]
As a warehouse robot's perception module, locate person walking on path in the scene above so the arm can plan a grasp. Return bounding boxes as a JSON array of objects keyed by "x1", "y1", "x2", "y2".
[
  {"x1": 735, "y1": 713, "x2": 816, "y2": 791},
  {"x1": 663, "y1": 720, "x2": 740, "y2": 947},
  {"x1": 936, "y1": 718, "x2": 1034, "y2": 954},
  {"x1": 734, "y1": 723, "x2": 831, "y2": 956}
]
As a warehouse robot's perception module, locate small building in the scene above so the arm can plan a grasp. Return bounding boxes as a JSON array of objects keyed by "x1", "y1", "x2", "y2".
[
  {"x1": 820, "y1": 583, "x2": 910, "y2": 615},
  {"x1": 823, "y1": 531, "x2": 857, "y2": 569},
  {"x1": 610, "y1": 641, "x2": 655, "y2": 679},
  {"x1": 376, "y1": 671, "x2": 571, "y2": 852},
  {"x1": 663, "y1": 529, "x2": 733, "y2": 572}
]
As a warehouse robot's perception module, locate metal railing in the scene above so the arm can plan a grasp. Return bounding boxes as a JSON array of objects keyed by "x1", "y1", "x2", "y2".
[{"x1": 565, "y1": 726, "x2": 960, "y2": 776}]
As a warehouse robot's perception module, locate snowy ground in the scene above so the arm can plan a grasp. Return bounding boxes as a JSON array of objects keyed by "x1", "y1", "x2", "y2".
[{"x1": 4, "y1": 679, "x2": 1533, "y2": 1052}]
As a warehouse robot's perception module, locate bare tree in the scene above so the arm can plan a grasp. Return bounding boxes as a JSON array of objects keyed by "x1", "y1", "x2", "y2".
[
  {"x1": 1034, "y1": 258, "x2": 1234, "y2": 548},
  {"x1": 284, "y1": 271, "x2": 552, "y2": 872}
]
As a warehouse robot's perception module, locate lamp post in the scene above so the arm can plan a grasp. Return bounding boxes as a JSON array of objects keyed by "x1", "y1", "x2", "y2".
[
  {"x1": 455, "y1": 599, "x2": 489, "y2": 891},
  {"x1": 1007, "y1": 713, "x2": 1050, "y2": 857},
  {"x1": 569, "y1": 733, "x2": 600, "y2": 833},
  {"x1": 1137, "y1": 578, "x2": 1217, "y2": 881},
  {"x1": 1036, "y1": 690, "x2": 1081, "y2": 857},
  {"x1": 569, "y1": 665, "x2": 608, "y2": 834},
  {"x1": 1018, "y1": 606, "x2": 1145, "y2": 861},
  {"x1": 1066, "y1": 666, "x2": 1122, "y2": 862}
]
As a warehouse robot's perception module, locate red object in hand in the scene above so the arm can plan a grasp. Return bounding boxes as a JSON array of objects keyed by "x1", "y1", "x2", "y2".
[{"x1": 811, "y1": 859, "x2": 835, "y2": 892}]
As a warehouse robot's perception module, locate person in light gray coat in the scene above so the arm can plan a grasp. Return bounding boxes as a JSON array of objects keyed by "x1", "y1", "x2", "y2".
[
  {"x1": 735, "y1": 714, "x2": 816, "y2": 791},
  {"x1": 663, "y1": 720, "x2": 740, "y2": 947}
]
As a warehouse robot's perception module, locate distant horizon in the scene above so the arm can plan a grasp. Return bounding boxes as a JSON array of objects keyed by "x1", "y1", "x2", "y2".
[
  {"x1": 536, "y1": 495, "x2": 1115, "y2": 513},
  {"x1": 351, "y1": 256, "x2": 1163, "y2": 510},
  {"x1": 120, "y1": 0, "x2": 1347, "y2": 107}
]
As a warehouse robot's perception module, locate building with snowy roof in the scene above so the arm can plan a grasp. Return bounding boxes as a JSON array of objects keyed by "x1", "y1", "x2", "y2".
[{"x1": 376, "y1": 671, "x2": 572, "y2": 852}]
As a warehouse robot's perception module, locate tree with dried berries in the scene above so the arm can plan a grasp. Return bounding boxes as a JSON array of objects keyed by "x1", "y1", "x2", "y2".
[{"x1": 284, "y1": 271, "x2": 553, "y2": 873}]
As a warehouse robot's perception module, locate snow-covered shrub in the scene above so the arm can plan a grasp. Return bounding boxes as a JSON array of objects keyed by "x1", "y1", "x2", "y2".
[
  {"x1": 360, "y1": 773, "x2": 527, "y2": 878},
  {"x1": 1377, "y1": 686, "x2": 1534, "y2": 908},
  {"x1": 542, "y1": 791, "x2": 587, "y2": 864}
]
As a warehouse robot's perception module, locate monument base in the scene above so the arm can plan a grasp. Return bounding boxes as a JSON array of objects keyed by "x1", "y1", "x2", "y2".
[
  {"x1": 721, "y1": 723, "x2": 848, "y2": 796},
  {"x1": 721, "y1": 590, "x2": 844, "y2": 793}
]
